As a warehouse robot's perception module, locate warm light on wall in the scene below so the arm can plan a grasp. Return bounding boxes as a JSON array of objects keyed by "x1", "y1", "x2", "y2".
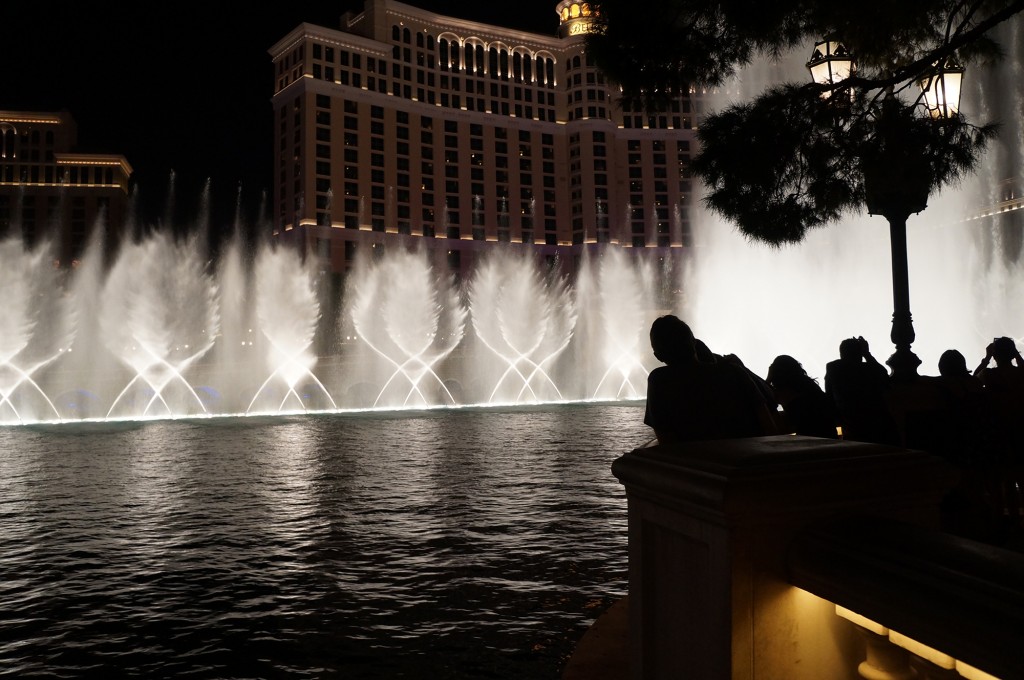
[
  {"x1": 0, "y1": 116, "x2": 61, "y2": 124},
  {"x1": 834, "y1": 605, "x2": 1001, "y2": 680}
]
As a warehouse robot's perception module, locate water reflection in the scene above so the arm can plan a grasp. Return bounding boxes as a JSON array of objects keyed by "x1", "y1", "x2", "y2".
[{"x1": 0, "y1": 403, "x2": 648, "y2": 678}]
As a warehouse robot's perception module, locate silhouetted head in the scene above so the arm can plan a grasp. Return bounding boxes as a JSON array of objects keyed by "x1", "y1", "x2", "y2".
[
  {"x1": 650, "y1": 315, "x2": 696, "y2": 365},
  {"x1": 938, "y1": 349, "x2": 969, "y2": 378},
  {"x1": 767, "y1": 355, "x2": 807, "y2": 388},
  {"x1": 839, "y1": 338, "x2": 863, "y2": 362},
  {"x1": 991, "y1": 336, "x2": 1016, "y2": 364}
]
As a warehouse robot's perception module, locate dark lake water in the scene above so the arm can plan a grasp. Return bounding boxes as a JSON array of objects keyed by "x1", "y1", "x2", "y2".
[{"x1": 0, "y1": 402, "x2": 649, "y2": 679}]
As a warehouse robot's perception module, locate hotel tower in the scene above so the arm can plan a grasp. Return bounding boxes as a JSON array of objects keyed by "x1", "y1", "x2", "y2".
[
  {"x1": 270, "y1": 0, "x2": 704, "y2": 277},
  {"x1": 0, "y1": 111, "x2": 132, "y2": 267}
]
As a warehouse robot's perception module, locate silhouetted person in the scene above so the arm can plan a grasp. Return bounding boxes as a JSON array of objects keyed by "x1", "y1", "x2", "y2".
[
  {"x1": 974, "y1": 336, "x2": 1024, "y2": 389},
  {"x1": 973, "y1": 337, "x2": 1024, "y2": 462},
  {"x1": 940, "y1": 349, "x2": 985, "y2": 397},
  {"x1": 824, "y1": 337, "x2": 898, "y2": 445},
  {"x1": 767, "y1": 355, "x2": 838, "y2": 438},
  {"x1": 644, "y1": 315, "x2": 776, "y2": 444},
  {"x1": 929, "y1": 349, "x2": 991, "y2": 466}
]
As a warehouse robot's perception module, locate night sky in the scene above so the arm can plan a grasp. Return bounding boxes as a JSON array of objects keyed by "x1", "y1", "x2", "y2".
[{"x1": 5, "y1": 1, "x2": 561, "y2": 229}]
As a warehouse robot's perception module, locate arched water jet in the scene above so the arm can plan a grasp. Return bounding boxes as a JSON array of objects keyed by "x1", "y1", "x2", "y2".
[
  {"x1": 576, "y1": 248, "x2": 654, "y2": 400},
  {"x1": 247, "y1": 242, "x2": 334, "y2": 413},
  {"x1": 100, "y1": 232, "x2": 218, "y2": 418},
  {"x1": 468, "y1": 250, "x2": 576, "y2": 404},
  {"x1": 347, "y1": 248, "x2": 466, "y2": 408},
  {"x1": 0, "y1": 238, "x2": 75, "y2": 422}
]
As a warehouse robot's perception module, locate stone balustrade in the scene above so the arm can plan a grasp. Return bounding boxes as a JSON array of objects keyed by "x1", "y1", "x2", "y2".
[{"x1": 610, "y1": 435, "x2": 1022, "y2": 679}]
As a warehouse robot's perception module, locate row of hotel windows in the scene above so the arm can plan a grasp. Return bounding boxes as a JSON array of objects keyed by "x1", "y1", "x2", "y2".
[
  {"x1": 278, "y1": 96, "x2": 561, "y2": 242},
  {"x1": 302, "y1": 43, "x2": 559, "y2": 122},
  {"x1": 0, "y1": 163, "x2": 119, "y2": 185},
  {"x1": 314, "y1": 98, "x2": 559, "y2": 242},
  {"x1": 436, "y1": 40, "x2": 557, "y2": 87},
  {"x1": 282, "y1": 104, "x2": 693, "y2": 247},
  {"x1": 0, "y1": 127, "x2": 57, "y2": 159},
  {"x1": 382, "y1": 23, "x2": 560, "y2": 87}
]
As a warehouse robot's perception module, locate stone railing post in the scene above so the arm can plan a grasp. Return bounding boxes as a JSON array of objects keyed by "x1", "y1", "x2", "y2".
[{"x1": 611, "y1": 435, "x2": 957, "y2": 680}]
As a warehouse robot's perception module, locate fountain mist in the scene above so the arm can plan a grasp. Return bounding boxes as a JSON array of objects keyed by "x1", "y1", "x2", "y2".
[{"x1": 0, "y1": 233, "x2": 657, "y2": 425}]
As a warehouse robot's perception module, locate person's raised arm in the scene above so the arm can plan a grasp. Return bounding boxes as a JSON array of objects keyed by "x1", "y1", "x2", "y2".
[
  {"x1": 974, "y1": 342, "x2": 994, "y2": 377},
  {"x1": 859, "y1": 336, "x2": 888, "y2": 377}
]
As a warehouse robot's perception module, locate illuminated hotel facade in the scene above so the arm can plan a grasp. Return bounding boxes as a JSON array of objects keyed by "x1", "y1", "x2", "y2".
[
  {"x1": 270, "y1": 0, "x2": 704, "y2": 276},
  {"x1": 0, "y1": 111, "x2": 132, "y2": 267}
]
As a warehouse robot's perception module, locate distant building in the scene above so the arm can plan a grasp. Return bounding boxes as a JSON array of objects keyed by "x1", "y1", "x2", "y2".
[
  {"x1": 0, "y1": 110, "x2": 132, "y2": 267},
  {"x1": 268, "y1": 0, "x2": 704, "y2": 278}
]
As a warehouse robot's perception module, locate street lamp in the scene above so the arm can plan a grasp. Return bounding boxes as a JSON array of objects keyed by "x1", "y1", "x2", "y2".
[
  {"x1": 919, "y1": 58, "x2": 965, "y2": 119},
  {"x1": 807, "y1": 42, "x2": 966, "y2": 380},
  {"x1": 806, "y1": 40, "x2": 855, "y2": 96}
]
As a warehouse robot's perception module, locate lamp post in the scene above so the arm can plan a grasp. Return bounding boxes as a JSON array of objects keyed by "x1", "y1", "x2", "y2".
[{"x1": 806, "y1": 45, "x2": 965, "y2": 380}]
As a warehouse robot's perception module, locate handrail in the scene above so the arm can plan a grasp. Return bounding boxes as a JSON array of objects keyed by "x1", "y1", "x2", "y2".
[{"x1": 788, "y1": 515, "x2": 1024, "y2": 679}]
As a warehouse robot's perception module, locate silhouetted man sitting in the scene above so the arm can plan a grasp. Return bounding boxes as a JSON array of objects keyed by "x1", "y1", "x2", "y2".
[
  {"x1": 644, "y1": 315, "x2": 776, "y2": 445},
  {"x1": 824, "y1": 336, "x2": 898, "y2": 445}
]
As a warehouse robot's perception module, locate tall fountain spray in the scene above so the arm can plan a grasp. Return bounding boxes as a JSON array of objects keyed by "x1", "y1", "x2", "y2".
[
  {"x1": 347, "y1": 248, "x2": 466, "y2": 408},
  {"x1": 681, "y1": 34, "x2": 1024, "y2": 381},
  {"x1": 0, "y1": 226, "x2": 668, "y2": 425},
  {"x1": 468, "y1": 250, "x2": 576, "y2": 404},
  {"x1": 100, "y1": 231, "x2": 218, "y2": 418},
  {"x1": 248, "y1": 242, "x2": 335, "y2": 413},
  {"x1": 0, "y1": 238, "x2": 74, "y2": 422}
]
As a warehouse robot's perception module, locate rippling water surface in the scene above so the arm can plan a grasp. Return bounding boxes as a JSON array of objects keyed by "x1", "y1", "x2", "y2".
[{"x1": 0, "y1": 402, "x2": 648, "y2": 678}]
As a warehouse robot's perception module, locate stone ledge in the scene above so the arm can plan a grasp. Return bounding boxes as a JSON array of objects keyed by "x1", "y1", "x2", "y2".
[{"x1": 562, "y1": 596, "x2": 629, "y2": 680}]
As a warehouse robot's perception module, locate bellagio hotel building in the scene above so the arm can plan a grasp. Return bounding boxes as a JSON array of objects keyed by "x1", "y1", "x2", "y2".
[{"x1": 270, "y1": 0, "x2": 704, "y2": 276}]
